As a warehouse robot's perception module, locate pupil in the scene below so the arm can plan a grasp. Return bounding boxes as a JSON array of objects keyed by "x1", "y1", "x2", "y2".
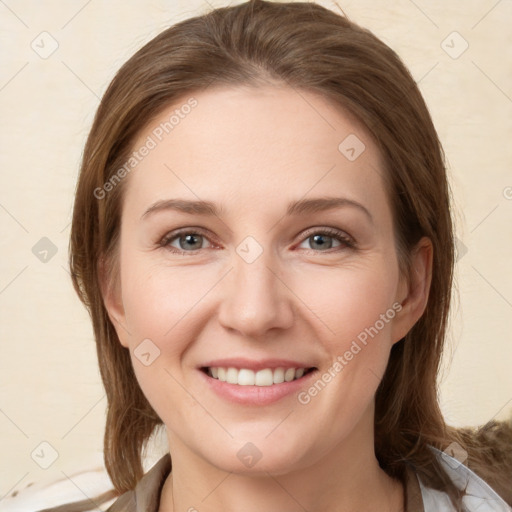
[
  {"x1": 181, "y1": 234, "x2": 201, "y2": 250},
  {"x1": 311, "y1": 234, "x2": 332, "y2": 250}
]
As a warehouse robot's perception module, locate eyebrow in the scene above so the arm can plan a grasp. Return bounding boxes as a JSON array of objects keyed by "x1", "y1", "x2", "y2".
[{"x1": 141, "y1": 196, "x2": 373, "y2": 223}]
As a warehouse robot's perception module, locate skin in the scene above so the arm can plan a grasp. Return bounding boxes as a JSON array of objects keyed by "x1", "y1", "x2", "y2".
[{"x1": 103, "y1": 84, "x2": 433, "y2": 512}]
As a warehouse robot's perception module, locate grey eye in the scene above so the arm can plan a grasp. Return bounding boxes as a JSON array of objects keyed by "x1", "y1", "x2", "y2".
[
  {"x1": 171, "y1": 233, "x2": 207, "y2": 251},
  {"x1": 299, "y1": 233, "x2": 342, "y2": 251}
]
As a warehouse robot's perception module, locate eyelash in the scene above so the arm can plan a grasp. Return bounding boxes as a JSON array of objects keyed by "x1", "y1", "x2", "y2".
[{"x1": 158, "y1": 227, "x2": 356, "y2": 255}]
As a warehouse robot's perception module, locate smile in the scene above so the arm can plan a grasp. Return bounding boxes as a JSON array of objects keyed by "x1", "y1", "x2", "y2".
[{"x1": 204, "y1": 367, "x2": 315, "y2": 386}]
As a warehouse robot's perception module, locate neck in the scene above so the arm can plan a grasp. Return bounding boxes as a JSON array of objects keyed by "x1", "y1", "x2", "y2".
[{"x1": 159, "y1": 406, "x2": 403, "y2": 512}]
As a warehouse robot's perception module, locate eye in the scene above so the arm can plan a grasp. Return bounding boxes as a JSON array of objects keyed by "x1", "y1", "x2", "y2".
[
  {"x1": 159, "y1": 226, "x2": 355, "y2": 255},
  {"x1": 297, "y1": 228, "x2": 355, "y2": 252},
  {"x1": 160, "y1": 229, "x2": 215, "y2": 253}
]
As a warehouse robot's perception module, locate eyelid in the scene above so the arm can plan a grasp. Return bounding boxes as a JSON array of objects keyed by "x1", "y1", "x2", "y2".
[
  {"x1": 296, "y1": 226, "x2": 356, "y2": 250},
  {"x1": 159, "y1": 226, "x2": 356, "y2": 253},
  {"x1": 159, "y1": 227, "x2": 218, "y2": 252}
]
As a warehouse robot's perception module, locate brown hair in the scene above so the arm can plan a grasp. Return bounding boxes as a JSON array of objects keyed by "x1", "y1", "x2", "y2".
[{"x1": 68, "y1": 0, "x2": 506, "y2": 508}]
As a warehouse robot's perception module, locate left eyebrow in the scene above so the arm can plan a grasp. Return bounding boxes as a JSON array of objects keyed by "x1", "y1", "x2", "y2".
[
  {"x1": 286, "y1": 197, "x2": 373, "y2": 224},
  {"x1": 141, "y1": 196, "x2": 373, "y2": 224}
]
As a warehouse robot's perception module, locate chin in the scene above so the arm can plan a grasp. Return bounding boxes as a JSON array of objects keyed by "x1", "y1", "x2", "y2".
[{"x1": 198, "y1": 433, "x2": 313, "y2": 476}]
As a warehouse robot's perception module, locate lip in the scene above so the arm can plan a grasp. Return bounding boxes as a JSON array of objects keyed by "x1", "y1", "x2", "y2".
[
  {"x1": 197, "y1": 359, "x2": 318, "y2": 406},
  {"x1": 199, "y1": 358, "x2": 314, "y2": 371}
]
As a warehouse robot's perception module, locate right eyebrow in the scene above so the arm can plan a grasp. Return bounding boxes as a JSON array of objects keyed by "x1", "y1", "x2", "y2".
[{"x1": 141, "y1": 199, "x2": 223, "y2": 219}]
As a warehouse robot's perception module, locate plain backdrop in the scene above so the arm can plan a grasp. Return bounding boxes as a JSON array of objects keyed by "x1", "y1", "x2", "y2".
[{"x1": 1, "y1": 0, "x2": 511, "y2": 499}]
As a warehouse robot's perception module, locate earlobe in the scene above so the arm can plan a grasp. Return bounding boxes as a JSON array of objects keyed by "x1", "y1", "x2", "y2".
[{"x1": 391, "y1": 237, "x2": 433, "y2": 343}]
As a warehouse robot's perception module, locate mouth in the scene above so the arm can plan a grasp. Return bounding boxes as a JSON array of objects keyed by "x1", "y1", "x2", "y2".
[
  {"x1": 198, "y1": 358, "x2": 319, "y2": 405},
  {"x1": 200, "y1": 366, "x2": 317, "y2": 386}
]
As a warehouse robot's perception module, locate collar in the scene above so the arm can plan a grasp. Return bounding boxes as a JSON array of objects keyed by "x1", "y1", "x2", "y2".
[
  {"x1": 107, "y1": 454, "x2": 171, "y2": 512},
  {"x1": 108, "y1": 450, "x2": 510, "y2": 512},
  {"x1": 107, "y1": 453, "x2": 426, "y2": 512}
]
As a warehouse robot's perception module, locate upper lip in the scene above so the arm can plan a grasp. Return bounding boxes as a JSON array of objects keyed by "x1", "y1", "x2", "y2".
[{"x1": 200, "y1": 358, "x2": 316, "y2": 371}]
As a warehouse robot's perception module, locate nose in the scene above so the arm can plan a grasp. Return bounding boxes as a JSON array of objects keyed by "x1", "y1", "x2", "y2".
[{"x1": 217, "y1": 247, "x2": 295, "y2": 339}]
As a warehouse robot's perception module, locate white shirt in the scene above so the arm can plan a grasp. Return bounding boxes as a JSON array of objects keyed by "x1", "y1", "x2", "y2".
[{"x1": 420, "y1": 447, "x2": 511, "y2": 511}]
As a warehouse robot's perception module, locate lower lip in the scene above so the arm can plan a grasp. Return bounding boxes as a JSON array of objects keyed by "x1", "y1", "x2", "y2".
[{"x1": 198, "y1": 369, "x2": 317, "y2": 405}]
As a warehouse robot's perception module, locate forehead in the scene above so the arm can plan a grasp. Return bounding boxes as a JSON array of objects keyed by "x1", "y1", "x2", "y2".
[{"x1": 124, "y1": 85, "x2": 389, "y2": 219}]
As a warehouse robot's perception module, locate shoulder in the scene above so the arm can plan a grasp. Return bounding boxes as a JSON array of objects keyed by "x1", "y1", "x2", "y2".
[
  {"x1": 0, "y1": 455, "x2": 170, "y2": 512},
  {"x1": 0, "y1": 466, "x2": 116, "y2": 512},
  {"x1": 416, "y1": 446, "x2": 511, "y2": 512},
  {"x1": 107, "y1": 454, "x2": 171, "y2": 512}
]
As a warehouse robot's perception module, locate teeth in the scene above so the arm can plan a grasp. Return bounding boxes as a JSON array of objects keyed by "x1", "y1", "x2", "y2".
[
  {"x1": 273, "y1": 367, "x2": 285, "y2": 384},
  {"x1": 226, "y1": 367, "x2": 238, "y2": 384},
  {"x1": 238, "y1": 368, "x2": 255, "y2": 386},
  {"x1": 207, "y1": 367, "x2": 309, "y2": 386},
  {"x1": 255, "y1": 368, "x2": 273, "y2": 386},
  {"x1": 284, "y1": 368, "x2": 295, "y2": 382}
]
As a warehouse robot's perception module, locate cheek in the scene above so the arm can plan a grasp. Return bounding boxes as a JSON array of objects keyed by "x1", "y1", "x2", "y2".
[
  {"x1": 121, "y1": 258, "x2": 217, "y2": 345},
  {"x1": 290, "y1": 262, "x2": 400, "y2": 416},
  {"x1": 119, "y1": 260, "x2": 211, "y2": 422},
  {"x1": 291, "y1": 261, "x2": 400, "y2": 347},
  {"x1": 293, "y1": 263, "x2": 400, "y2": 419}
]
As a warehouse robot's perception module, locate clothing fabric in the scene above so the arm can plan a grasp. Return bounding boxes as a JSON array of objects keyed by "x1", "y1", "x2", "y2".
[
  {"x1": 426, "y1": 447, "x2": 510, "y2": 511},
  {"x1": 106, "y1": 448, "x2": 511, "y2": 512}
]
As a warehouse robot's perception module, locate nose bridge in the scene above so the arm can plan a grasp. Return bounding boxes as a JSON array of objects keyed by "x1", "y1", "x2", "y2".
[
  {"x1": 217, "y1": 238, "x2": 293, "y2": 336},
  {"x1": 234, "y1": 247, "x2": 277, "y2": 299}
]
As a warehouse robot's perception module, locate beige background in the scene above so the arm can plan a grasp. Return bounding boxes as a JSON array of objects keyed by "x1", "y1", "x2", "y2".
[{"x1": 1, "y1": 0, "x2": 511, "y2": 499}]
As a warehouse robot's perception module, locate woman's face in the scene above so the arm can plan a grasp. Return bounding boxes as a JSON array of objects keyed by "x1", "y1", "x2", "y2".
[{"x1": 105, "y1": 85, "x2": 430, "y2": 475}]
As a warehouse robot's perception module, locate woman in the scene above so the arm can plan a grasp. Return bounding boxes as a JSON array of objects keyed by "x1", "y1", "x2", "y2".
[{"x1": 54, "y1": 0, "x2": 511, "y2": 510}]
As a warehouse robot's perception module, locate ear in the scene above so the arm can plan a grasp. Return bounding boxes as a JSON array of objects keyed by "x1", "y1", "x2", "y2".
[
  {"x1": 99, "y1": 256, "x2": 130, "y2": 348},
  {"x1": 391, "y1": 236, "x2": 433, "y2": 344}
]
